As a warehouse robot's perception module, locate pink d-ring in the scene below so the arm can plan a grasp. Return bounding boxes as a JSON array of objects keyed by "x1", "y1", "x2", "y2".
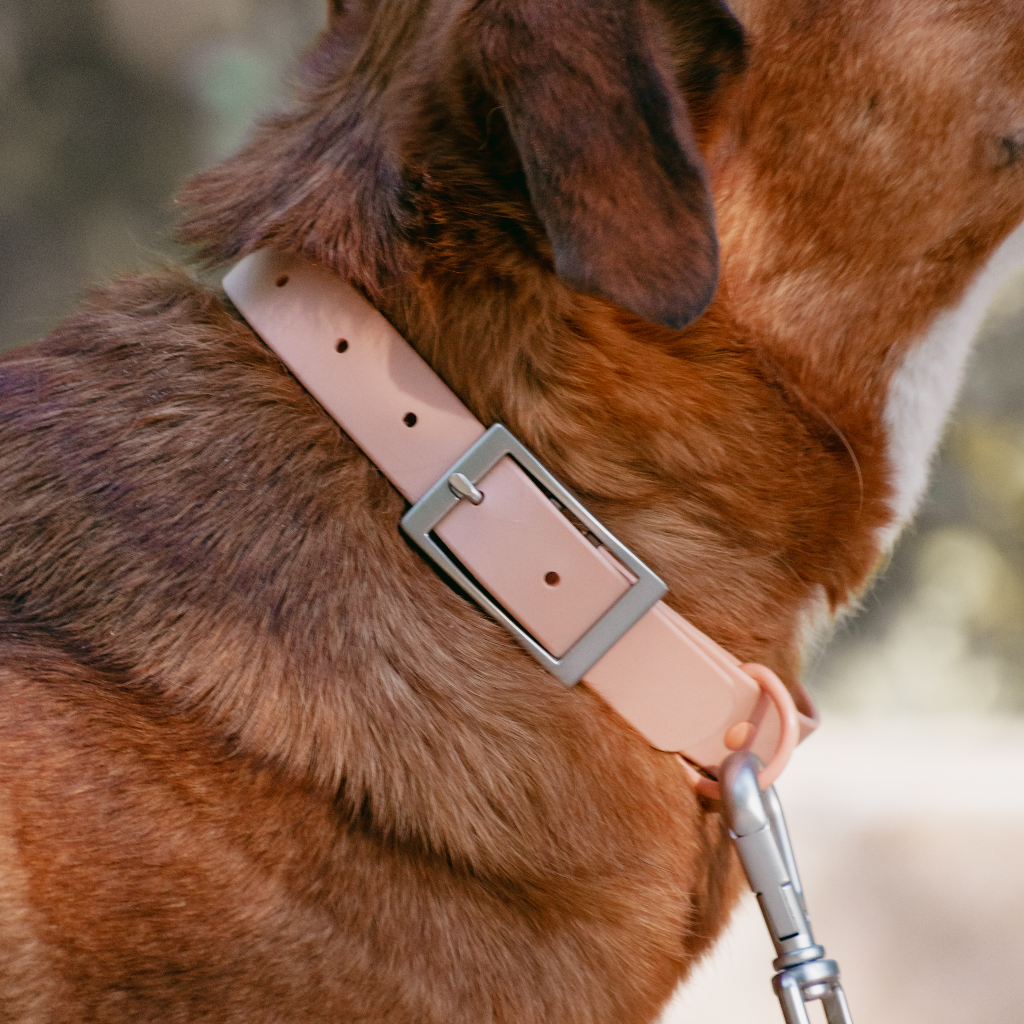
[{"x1": 676, "y1": 662, "x2": 800, "y2": 801}]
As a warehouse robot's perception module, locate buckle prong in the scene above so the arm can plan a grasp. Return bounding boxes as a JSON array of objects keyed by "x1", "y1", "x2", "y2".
[{"x1": 447, "y1": 472, "x2": 484, "y2": 505}]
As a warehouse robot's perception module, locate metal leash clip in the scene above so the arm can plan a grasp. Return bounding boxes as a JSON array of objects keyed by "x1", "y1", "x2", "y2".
[{"x1": 720, "y1": 751, "x2": 854, "y2": 1024}]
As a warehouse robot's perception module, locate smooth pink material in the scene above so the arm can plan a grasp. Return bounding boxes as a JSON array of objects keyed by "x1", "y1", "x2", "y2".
[
  {"x1": 223, "y1": 251, "x2": 819, "y2": 780},
  {"x1": 436, "y1": 457, "x2": 631, "y2": 658},
  {"x1": 223, "y1": 250, "x2": 484, "y2": 502},
  {"x1": 675, "y1": 662, "x2": 800, "y2": 799}
]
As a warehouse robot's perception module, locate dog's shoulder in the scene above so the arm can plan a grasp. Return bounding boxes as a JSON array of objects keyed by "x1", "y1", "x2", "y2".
[
  {"x1": 0, "y1": 270, "x2": 387, "y2": 704},
  {"x1": 1, "y1": 271, "x2": 277, "y2": 422},
  {"x1": 0, "y1": 271, "x2": 356, "y2": 518}
]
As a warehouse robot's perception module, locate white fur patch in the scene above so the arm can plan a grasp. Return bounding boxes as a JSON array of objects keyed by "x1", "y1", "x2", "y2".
[
  {"x1": 881, "y1": 220, "x2": 1024, "y2": 549},
  {"x1": 795, "y1": 583, "x2": 832, "y2": 659}
]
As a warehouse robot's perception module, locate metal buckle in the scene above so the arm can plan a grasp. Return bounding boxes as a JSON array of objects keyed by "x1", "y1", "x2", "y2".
[
  {"x1": 401, "y1": 423, "x2": 667, "y2": 685},
  {"x1": 721, "y1": 751, "x2": 855, "y2": 1024}
]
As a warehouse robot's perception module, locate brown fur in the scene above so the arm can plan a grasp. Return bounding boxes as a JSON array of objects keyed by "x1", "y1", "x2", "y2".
[{"x1": 1, "y1": 0, "x2": 1023, "y2": 1020}]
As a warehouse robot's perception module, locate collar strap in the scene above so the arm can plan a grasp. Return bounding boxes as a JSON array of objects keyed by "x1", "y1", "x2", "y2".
[{"x1": 223, "y1": 251, "x2": 818, "y2": 795}]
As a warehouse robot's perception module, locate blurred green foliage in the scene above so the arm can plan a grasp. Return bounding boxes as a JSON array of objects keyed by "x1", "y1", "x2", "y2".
[
  {"x1": 1, "y1": 0, "x2": 1022, "y2": 713},
  {"x1": 0, "y1": 0, "x2": 321, "y2": 352}
]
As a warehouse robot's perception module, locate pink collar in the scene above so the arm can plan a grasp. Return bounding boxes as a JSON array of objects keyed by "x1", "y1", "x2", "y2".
[{"x1": 223, "y1": 250, "x2": 817, "y2": 798}]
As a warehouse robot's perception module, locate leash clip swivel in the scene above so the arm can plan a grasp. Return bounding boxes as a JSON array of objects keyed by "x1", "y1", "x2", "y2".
[{"x1": 720, "y1": 751, "x2": 854, "y2": 1024}]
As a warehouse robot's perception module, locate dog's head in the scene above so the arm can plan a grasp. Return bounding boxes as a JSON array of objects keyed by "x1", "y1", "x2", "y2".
[
  {"x1": 178, "y1": 0, "x2": 747, "y2": 330},
  {"x1": 718, "y1": 0, "x2": 1024, "y2": 351}
]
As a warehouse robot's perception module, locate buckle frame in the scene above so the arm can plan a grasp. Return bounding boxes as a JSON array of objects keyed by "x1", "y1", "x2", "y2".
[{"x1": 401, "y1": 423, "x2": 667, "y2": 686}]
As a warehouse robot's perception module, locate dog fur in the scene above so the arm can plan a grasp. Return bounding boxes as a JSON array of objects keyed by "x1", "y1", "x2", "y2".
[{"x1": 1, "y1": 0, "x2": 1023, "y2": 1020}]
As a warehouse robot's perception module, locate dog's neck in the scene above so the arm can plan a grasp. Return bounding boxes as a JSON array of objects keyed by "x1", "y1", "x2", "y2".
[
  {"x1": 190, "y1": 206, "x2": 1020, "y2": 690},
  {"x1": 176, "y1": 4, "x2": 1024, "y2": 684},
  {"x1": 223, "y1": 248, "x2": 818, "y2": 784}
]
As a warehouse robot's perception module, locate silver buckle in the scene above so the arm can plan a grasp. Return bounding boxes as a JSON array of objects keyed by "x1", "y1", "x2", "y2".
[{"x1": 401, "y1": 423, "x2": 667, "y2": 685}]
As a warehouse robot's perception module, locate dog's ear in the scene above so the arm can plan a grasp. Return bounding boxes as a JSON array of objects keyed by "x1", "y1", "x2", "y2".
[
  {"x1": 649, "y1": 0, "x2": 748, "y2": 136},
  {"x1": 463, "y1": 0, "x2": 738, "y2": 330},
  {"x1": 177, "y1": 0, "x2": 743, "y2": 321}
]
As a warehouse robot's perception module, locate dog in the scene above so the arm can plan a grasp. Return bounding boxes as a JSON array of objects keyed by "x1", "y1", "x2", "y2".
[{"x1": 1, "y1": 0, "x2": 1022, "y2": 1020}]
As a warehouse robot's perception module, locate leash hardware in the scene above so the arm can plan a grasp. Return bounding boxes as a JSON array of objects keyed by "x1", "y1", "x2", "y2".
[
  {"x1": 402, "y1": 423, "x2": 667, "y2": 685},
  {"x1": 721, "y1": 751, "x2": 854, "y2": 1024}
]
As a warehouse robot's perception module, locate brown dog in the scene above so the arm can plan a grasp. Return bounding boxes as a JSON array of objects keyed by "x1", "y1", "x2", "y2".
[{"x1": 1, "y1": 0, "x2": 1023, "y2": 1020}]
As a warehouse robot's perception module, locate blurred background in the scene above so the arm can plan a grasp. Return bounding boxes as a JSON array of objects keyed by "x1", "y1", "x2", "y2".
[{"x1": 1, "y1": 0, "x2": 1023, "y2": 1020}]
